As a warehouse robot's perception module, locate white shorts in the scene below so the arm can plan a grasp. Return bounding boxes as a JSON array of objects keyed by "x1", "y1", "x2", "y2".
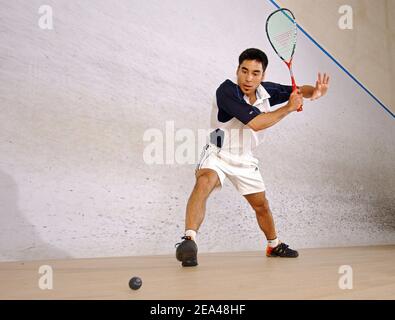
[{"x1": 196, "y1": 144, "x2": 266, "y2": 195}]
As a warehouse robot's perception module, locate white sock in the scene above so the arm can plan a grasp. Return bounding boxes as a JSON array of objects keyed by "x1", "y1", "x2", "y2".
[
  {"x1": 267, "y1": 237, "x2": 280, "y2": 248},
  {"x1": 185, "y1": 229, "x2": 197, "y2": 242}
]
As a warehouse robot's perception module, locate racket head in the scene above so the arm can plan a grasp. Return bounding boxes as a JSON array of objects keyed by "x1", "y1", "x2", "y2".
[{"x1": 265, "y1": 8, "x2": 297, "y2": 63}]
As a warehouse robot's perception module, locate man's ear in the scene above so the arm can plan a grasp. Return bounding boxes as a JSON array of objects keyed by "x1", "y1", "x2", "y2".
[
  {"x1": 261, "y1": 71, "x2": 265, "y2": 82},
  {"x1": 236, "y1": 65, "x2": 240, "y2": 75}
]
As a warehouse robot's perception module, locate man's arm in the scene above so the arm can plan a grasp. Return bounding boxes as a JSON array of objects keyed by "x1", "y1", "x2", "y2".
[
  {"x1": 249, "y1": 73, "x2": 330, "y2": 131},
  {"x1": 300, "y1": 73, "x2": 330, "y2": 100},
  {"x1": 299, "y1": 85, "x2": 315, "y2": 99},
  {"x1": 247, "y1": 90, "x2": 303, "y2": 132},
  {"x1": 247, "y1": 105, "x2": 291, "y2": 132}
]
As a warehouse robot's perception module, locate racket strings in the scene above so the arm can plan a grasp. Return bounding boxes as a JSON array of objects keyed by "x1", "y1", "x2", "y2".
[
  {"x1": 266, "y1": 9, "x2": 297, "y2": 62},
  {"x1": 272, "y1": 29, "x2": 294, "y2": 45},
  {"x1": 271, "y1": 33, "x2": 296, "y2": 59}
]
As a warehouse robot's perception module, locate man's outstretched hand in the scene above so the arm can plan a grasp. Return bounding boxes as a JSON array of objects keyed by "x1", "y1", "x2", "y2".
[{"x1": 310, "y1": 72, "x2": 330, "y2": 101}]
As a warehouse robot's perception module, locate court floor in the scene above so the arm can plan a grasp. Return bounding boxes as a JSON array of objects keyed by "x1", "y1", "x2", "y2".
[{"x1": 0, "y1": 245, "x2": 394, "y2": 300}]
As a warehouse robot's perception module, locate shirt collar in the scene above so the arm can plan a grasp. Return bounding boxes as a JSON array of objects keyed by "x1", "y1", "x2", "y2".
[
  {"x1": 256, "y1": 84, "x2": 271, "y2": 101},
  {"x1": 243, "y1": 83, "x2": 271, "y2": 105}
]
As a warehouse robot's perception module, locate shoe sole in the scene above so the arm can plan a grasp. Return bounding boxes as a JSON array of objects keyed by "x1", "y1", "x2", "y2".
[
  {"x1": 179, "y1": 251, "x2": 198, "y2": 267},
  {"x1": 182, "y1": 259, "x2": 198, "y2": 267},
  {"x1": 266, "y1": 254, "x2": 299, "y2": 258}
]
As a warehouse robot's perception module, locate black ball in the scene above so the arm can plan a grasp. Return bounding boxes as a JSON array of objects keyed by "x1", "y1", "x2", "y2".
[{"x1": 129, "y1": 276, "x2": 142, "y2": 290}]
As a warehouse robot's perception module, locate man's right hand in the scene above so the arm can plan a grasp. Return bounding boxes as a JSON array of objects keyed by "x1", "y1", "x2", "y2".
[
  {"x1": 286, "y1": 90, "x2": 304, "y2": 112},
  {"x1": 247, "y1": 89, "x2": 304, "y2": 131}
]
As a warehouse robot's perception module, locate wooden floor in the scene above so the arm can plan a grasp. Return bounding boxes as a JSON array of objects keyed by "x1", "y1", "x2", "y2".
[{"x1": 0, "y1": 245, "x2": 394, "y2": 300}]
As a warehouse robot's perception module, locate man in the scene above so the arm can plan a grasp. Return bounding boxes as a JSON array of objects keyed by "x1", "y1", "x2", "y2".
[{"x1": 176, "y1": 48, "x2": 329, "y2": 267}]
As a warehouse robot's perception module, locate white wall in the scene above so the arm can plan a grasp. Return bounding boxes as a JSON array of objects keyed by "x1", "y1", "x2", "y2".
[{"x1": 0, "y1": 0, "x2": 394, "y2": 262}]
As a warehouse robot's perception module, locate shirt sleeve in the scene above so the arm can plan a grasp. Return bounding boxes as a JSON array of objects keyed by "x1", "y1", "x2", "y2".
[
  {"x1": 261, "y1": 82, "x2": 293, "y2": 106},
  {"x1": 216, "y1": 80, "x2": 261, "y2": 125}
]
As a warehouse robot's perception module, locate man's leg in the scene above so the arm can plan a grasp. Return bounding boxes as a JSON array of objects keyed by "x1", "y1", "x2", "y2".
[
  {"x1": 176, "y1": 168, "x2": 220, "y2": 267},
  {"x1": 243, "y1": 191, "x2": 298, "y2": 258},
  {"x1": 185, "y1": 168, "x2": 221, "y2": 232},
  {"x1": 243, "y1": 191, "x2": 277, "y2": 240}
]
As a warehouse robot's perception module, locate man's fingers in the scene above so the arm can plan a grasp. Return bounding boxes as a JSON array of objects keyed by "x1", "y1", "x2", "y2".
[
  {"x1": 317, "y1": 72, "x2": 331, "y2": 85},
  {"x1": 322, "y1": 73, "x2": 329, "y2": 84}
]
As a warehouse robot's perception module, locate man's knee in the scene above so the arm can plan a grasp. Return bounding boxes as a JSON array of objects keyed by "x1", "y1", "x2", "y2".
[
  {"x1": 194, "y1": 172, "x2": 218, "y2": 195},
  {"x1": 253, "y1": 197, "x2": 270, "y2": 214}
]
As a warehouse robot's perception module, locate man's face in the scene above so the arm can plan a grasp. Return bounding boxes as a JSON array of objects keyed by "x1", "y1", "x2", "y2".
[{"x1": 236, "y1": 59, "x2": 265, "y2": 96}]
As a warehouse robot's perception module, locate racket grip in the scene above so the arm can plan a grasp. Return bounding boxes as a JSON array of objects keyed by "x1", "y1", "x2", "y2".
[{"x1": 291, "y1": 77, "x2": 303, "y2": 112}]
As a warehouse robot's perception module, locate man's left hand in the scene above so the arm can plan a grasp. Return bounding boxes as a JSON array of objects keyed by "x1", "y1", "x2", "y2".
[{"x1": 310, "y1": 72, "x2": 330, "y2": 101}]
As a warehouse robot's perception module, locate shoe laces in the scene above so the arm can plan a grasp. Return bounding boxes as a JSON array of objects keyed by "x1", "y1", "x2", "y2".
[
  {"x1": 274, "y1": 242, "x2": 289, "y2": 253},
  {"x1": 174, "y1": 235, "x2": 192, "y2": 248}
]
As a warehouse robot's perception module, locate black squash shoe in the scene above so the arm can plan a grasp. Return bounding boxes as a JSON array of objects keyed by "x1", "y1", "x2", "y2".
[
  {"x1": 266, "y1": 242, "x2": 299, "y2": 258},
  {"x1": 175, "y1": 236, "x2": 198, "y2": 267}
]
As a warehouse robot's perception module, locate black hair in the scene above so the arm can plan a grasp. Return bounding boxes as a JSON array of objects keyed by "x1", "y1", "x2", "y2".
[{"x1": 238, "y1": 48, "x2": 268, "y2": 72}]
